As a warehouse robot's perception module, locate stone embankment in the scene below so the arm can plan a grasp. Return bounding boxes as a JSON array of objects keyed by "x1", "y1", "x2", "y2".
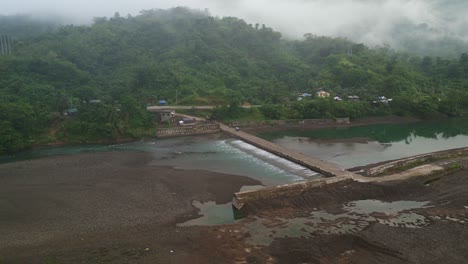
[
  {"x1": 232, "y1": 176, "x2": 351, "y2": 213},
  {"x1": 355, "y1": 147, "x2": 468, "y2": 176},
  {"x1": 156, "y1": 123, "x2": 220, "y2": 138},
  {"x1": 229, "y1": 118, "x2": 350, "y2": 131},
  {"x1": 233, "y1": 148, "x2": 468, "y2": 215}
]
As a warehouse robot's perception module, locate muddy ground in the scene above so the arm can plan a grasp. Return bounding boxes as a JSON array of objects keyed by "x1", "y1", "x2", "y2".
[
  {"x1": 242, "y1": 171, "x2": 468, "y2": 263},
  {"x1": 1, "y1": 151, "x2": 467, "y2": 264}
]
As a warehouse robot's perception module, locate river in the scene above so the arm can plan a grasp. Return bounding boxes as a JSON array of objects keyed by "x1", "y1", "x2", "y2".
[
  {"x1": 257, "y1": 118, "x2": 468, "y2": 168},
  {"x1": 0, "y1": 134, "x2": 319, "y2": 187},
  {"x1": 2, "y1": 119, "x2": 467, "y2": 228}
]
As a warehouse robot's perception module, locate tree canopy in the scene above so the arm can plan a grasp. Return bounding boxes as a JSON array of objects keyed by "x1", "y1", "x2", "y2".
[{"x1": 1, "y1": 7, "x2": 467, "y2": 154}]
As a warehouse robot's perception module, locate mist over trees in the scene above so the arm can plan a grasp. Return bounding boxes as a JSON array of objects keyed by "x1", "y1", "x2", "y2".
[
  {"x1": 0, "y1": 14, "x2": 63, "y2": 39},
  {"x1": 0, "y1": 7, "x2": 468, "y2": 154}
]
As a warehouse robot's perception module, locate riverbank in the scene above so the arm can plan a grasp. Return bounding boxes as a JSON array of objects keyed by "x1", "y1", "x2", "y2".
[
  {"x1": 2, "y1": 115, "x2": 430, "y2": 155},
  {"x1": 241, "y1": 115, "x2": 420, "y2": 133},
  {"x1": 1, "y1": 151, "x2": 467, "y2": 263},
  {"x1": 0, "y1": 151, "x2": 260, "y2": 263},
  {"x1": 238, "y1": 170, "x2": 468, "y2": 263}
]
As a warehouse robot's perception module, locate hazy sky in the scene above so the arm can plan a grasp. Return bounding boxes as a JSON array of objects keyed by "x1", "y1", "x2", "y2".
[{"x1": 2, "y1": 0, "x2": 467, "y2": 46}]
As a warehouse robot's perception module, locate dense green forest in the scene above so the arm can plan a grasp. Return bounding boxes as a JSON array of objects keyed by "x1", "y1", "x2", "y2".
[{"x1": 1, "y1": 7, "x2": 468, "y2": 154}]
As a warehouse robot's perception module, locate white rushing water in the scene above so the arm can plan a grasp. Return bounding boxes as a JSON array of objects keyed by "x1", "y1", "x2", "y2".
[
  {"x1": 2, "y1": 135, "x2": 322, "y2": 186},
  {"x1": 145, "y1": 136, "x2": 320, "y2": 186},
  {"x1": 229, "y1": 140, "x2": 320, "y2": 179}
]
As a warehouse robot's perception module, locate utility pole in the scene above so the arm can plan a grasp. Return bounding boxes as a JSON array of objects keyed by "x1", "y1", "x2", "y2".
[
  {"x1": 176, "y1": 89, "x2": 178, "y2": 105},
  {"x1": 0, "y1": 35, "x2": 12, "y2": 55},
  {"x1": 6, "y1": 35, "x2": 11, "y2": 54},
  {"x1": 0, "y1": 35, "x2": 5, "y2": 55}
]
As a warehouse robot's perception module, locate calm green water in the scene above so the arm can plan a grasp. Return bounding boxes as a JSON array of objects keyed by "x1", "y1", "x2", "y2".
[{"x1": 258, "y1": 118, "x2": 468, "y2": 168}]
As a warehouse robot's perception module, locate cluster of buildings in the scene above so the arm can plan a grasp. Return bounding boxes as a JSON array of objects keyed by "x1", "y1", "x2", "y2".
[
  {"x1": 152, "y1": 109, "x2": 201, "y2": 126},
  {"x1": 297, "y1": 89, "x2": 392, "y2": 104},
  {"x1": 297, "y1": 89, "x2": 361, "y2": 102}
]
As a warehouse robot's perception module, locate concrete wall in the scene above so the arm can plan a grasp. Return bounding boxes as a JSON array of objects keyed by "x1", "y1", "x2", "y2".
[
  {"x1": 233, "y1": 176, "x2": 349, "y2": 210},
  {"x1": 221, "y1": 124, "x2": 356, "y2": 178},
  {"x1": 156, "y1": 123, "x2": 220, "y2": 138},
  {"x1": 364, "y1": 147, "x2": 468, "y2": 176},
  {"x1": 229, "y1": 118, "x2": 349, "y2": 128},
  {"x1": 335, "y1": 118, "x2": 351, "y2": 124}
]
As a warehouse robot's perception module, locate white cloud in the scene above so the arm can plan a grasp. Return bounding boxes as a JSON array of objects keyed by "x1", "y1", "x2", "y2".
[{"x1": 1, "y1": 0, "x2": 467, "y2": 48}]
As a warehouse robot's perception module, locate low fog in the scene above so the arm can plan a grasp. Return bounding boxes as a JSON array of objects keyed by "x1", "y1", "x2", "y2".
[{"x1": 2, "y1": 0, "x2": 468, "y2": 50}]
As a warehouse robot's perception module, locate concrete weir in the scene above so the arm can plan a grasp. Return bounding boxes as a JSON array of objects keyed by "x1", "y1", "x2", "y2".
[
  {"x1": 219, "y1": 124, "x2": 360, "y2": 214},
  {"x1": 220, "y1": 124, "x2": 356, "y2": 178}
]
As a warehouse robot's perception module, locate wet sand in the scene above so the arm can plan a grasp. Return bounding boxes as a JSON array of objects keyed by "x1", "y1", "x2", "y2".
[
  {"x1": 1, "y1": 151, "x2": 468, "y2": 263},
  {"x1": 0, "y1": 152, "x2": 260, "y2": 263}
]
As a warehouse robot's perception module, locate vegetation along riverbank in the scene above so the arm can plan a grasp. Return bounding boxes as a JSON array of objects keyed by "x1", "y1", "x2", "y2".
[{"x1": 2, "y1": 7, "x2": 468, "y2": 155}]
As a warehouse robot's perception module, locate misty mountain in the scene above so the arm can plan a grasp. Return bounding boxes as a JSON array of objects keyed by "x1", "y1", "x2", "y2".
[
  {"x1": 1, "y1": 7, "x2": 468, "y2": 154},
  {"x1": 2, "y1": 0, "x2": 468, "y2": 58},
  {"x1": 287, "y1": 0, "x2": 468, "y2": 58},
  {"x1": 0, "y1": 14, "x2": 63, "y2": 39}
]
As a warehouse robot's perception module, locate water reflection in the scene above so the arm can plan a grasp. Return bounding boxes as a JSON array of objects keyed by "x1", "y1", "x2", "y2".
[
  {"x1": 258, "y1": 119, "x2": 468, "y2": 168},
  {"x1": 259, "y1": 119, "x2": 468, "y2": 144}
]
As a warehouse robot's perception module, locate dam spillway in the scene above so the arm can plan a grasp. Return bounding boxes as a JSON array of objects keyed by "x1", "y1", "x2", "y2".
[{"x1": 219, "y1": 124, "x2": 357, "y2": 178}]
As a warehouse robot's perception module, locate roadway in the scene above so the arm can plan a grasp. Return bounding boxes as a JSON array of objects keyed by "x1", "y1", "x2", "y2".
[{"x1": 147, "y1": 105, "x2": 261, "y2": 111}]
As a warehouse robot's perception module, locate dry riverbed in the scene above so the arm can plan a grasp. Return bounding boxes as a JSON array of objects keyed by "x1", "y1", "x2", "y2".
[{"x1": 1, "y1": 151, "x2": 467, "y2": 263}]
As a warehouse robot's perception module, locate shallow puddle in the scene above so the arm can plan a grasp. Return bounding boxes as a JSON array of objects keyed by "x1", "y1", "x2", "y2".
[
  {"x1": 246, "y1": 199, "x2": 432, "y2": 246},
  {"x1": 177, "y1": 201, "x2": 236, "y2": 227},
  {"x1": 343, "y1": 199, "x2": 431, "y2": 215}
]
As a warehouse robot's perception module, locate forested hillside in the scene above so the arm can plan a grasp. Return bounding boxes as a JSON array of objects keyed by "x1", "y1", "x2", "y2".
[{"x1": 1, "y1": 7, "x2": 468, "y2": 154}]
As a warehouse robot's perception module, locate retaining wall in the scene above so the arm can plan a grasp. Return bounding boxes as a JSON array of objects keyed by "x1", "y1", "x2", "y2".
[
  {"x1": 232, "y1": 176, "x2": 349, "y2": 210},
  {"x1": 364, "y1": 147, "x2": 468, "y2": 176},
  {"x1": 228, "y1": 118, "x2": 349, "y2": 128},
  {"x1": 156, "y1": 123, "x2": 220, "y2": 138}
]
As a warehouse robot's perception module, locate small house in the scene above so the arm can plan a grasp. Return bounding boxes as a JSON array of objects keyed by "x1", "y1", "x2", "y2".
[
  {"x1": 63, "y1": 108, "x2": 78, "y2": 116},
  {"x1": 316, "y1": 89, "x2": 330, "y2": 98},
  {"x1": 179, "y1": 117, "x2": 198, "y2": 126},
  {"x1": 348, "y1": 95, "x2": 360, "y2": 101},
  {"x1": 334, "y1": 96, "x2": 343, "y2": 101},
  {"x1": 297, "y1": 92, "x2": 313, "y2": 101},
  {"x1": 373, "y1": 96, "x2": 393, "y2": 104},
  {"x1": 158, "y1": 100, "x2": 168, "y2": 106},
  {"x1": 155, "y1": 110, "x2": 175, "y2": 123}
]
